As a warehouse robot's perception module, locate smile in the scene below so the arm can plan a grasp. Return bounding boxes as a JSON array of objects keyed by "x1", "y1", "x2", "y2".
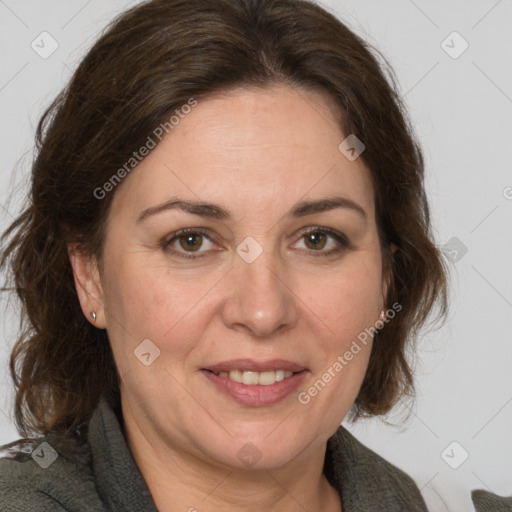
[
  {"x1": 201, "y1": 368, "x2": 308, "y2": 407},
  {"x1": 210, "y1": 369, "x2": 295, "y2": 386}
]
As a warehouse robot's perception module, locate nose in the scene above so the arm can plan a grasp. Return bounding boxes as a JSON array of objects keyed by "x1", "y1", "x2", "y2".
[{"x1": 220, "y1": 245, "x2": 298, "y2": 338}]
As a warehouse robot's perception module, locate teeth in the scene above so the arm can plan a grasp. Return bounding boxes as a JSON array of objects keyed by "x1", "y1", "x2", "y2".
[{"x1": 214, "y1": 369, "x2": 294, "y2": 385}]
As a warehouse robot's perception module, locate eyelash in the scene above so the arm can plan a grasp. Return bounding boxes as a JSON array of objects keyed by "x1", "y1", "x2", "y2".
[{"x1": 163, "y1": 226, "x2": 350, "y2": 259}]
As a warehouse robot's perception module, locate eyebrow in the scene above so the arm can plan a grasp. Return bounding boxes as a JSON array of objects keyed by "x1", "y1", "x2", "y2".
[{"x1": 136, "y1": 195, "x2": 367, "y2": 223}]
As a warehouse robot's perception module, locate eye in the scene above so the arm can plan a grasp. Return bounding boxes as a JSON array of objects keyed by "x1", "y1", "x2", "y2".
[
  {"x1": 163, "y1": 228, "x2": 215, "y2": 258},
  {"x1": 163, "y1": 226, "x2": 350, "y2": 259},
  {"x1": 293, "y1": 227, "x2": 349, "y2": 256}
]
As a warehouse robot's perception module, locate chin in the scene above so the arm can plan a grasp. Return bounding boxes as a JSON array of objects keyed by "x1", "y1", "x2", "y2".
[{"x1": 197, "y1": 426, "x2": 315, "y2": 472}]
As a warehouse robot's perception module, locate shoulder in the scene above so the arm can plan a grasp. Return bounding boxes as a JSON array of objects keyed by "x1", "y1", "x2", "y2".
[
  {"x1": 471, "y1": 489, "x2": 512, "y2": 512},
  {"x1": 0, "y1": 434, "x2": 107, "y2": 512},
  {"x1": 326, "y1": 425, "x2": 429, "y2": 512}
]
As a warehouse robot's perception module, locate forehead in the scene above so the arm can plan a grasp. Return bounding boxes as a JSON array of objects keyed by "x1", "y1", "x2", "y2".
[{"x1": 110, "y1": 84, "x2": 375, "y2": 222}]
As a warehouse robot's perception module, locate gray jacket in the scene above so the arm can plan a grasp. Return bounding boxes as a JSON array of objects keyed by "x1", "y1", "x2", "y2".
[{"x1": 0, "y1": 398, "x2": 509, "y2": 511}]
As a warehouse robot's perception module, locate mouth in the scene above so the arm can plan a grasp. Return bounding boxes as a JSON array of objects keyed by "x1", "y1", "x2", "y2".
[
  {"x1": 200, "y1": 359, "x2": 308, "y2": 407},
  {"x1": 204, "y1": 368, "x2": 301, "y2": 386}
]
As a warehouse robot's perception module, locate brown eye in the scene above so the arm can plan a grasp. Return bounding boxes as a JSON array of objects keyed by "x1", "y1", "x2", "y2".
[
  {"x1": 177, "y1": 233, "x2": 203, "y2": 252},
  {"x1": 304, "y1": 231, "x2": 328, "y2": 250},
  {"x1": 163, "y1": 227, "x2": 349, "y2": 259},
  {"x1": 294, "y1": 227, "x2": 349, "y2": 257},
  {"x1": 164, "y1": 228, "x2": 215, "y2": 258}
]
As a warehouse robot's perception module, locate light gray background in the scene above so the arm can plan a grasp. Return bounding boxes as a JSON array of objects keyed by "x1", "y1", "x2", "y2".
[{"x1": 0, "y1": 1, "x2": 511, "y2": 511}]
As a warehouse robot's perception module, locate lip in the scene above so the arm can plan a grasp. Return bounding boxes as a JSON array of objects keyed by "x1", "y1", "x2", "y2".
[
  {"x1": 201, "y1": 369, "x2": 308, "y2": 407},
  {"x1": 203, "y1": 358, "x2": 307, "y2": 373}
]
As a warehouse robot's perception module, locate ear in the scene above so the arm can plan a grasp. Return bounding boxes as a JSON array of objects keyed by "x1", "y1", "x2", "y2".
[{"x1": 68, "y1": 244, "x2": 106, "y2": 328}]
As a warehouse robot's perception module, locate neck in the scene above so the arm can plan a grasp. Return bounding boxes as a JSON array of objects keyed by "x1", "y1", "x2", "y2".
[{"x1": 122, "y1": 406, "x2": 342, "y2": 512}]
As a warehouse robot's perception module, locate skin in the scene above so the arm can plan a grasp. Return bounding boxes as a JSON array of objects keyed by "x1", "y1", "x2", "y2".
[{"x1": 69, "y1": 83, "x2": 394, "y2": 512}]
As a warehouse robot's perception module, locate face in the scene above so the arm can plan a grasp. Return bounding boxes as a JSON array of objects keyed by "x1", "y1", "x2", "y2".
[{"x1": 72, "y1": 83, "x2": 389, "y2": 471}]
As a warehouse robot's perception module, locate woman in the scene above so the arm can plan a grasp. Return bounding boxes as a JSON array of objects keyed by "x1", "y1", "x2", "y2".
[{"x1": 0, "y1": 0, "x2": 493, "y2": 510}]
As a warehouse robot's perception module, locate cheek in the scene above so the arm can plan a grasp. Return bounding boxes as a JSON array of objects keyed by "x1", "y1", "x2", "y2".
[
  {"x1": 101, "y1": 253, "x2": 215, "y2": 349},
  {"x1": 300, "y1": 259, "x2": 382, "y2": 421},
  {"x1": 306, "y1": 256, "x2": 384, "y2": 338}
]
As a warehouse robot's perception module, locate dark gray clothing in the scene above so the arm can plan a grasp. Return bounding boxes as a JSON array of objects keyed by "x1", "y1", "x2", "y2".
[{"x1": 0, "y1": 398, "x2": 508, "y2": 511}]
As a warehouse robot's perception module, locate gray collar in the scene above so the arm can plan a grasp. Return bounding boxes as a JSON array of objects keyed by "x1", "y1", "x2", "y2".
[{"x1": 89, "y1": 398, "x2": 159, "y2": 511}]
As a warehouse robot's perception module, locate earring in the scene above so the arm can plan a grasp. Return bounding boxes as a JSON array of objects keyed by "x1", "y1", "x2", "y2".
[
  {"x1": 90, "y1": 312, "x2": 96, "y2": 322},
  {"x1": 380, "y1": 310, "x2": 386, "y2": 320}
]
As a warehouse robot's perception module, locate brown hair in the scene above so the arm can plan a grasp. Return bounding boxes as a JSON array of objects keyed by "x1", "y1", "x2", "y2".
[{"x1": 1, "y1": 0, "x2": 448, "y2": 440}]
